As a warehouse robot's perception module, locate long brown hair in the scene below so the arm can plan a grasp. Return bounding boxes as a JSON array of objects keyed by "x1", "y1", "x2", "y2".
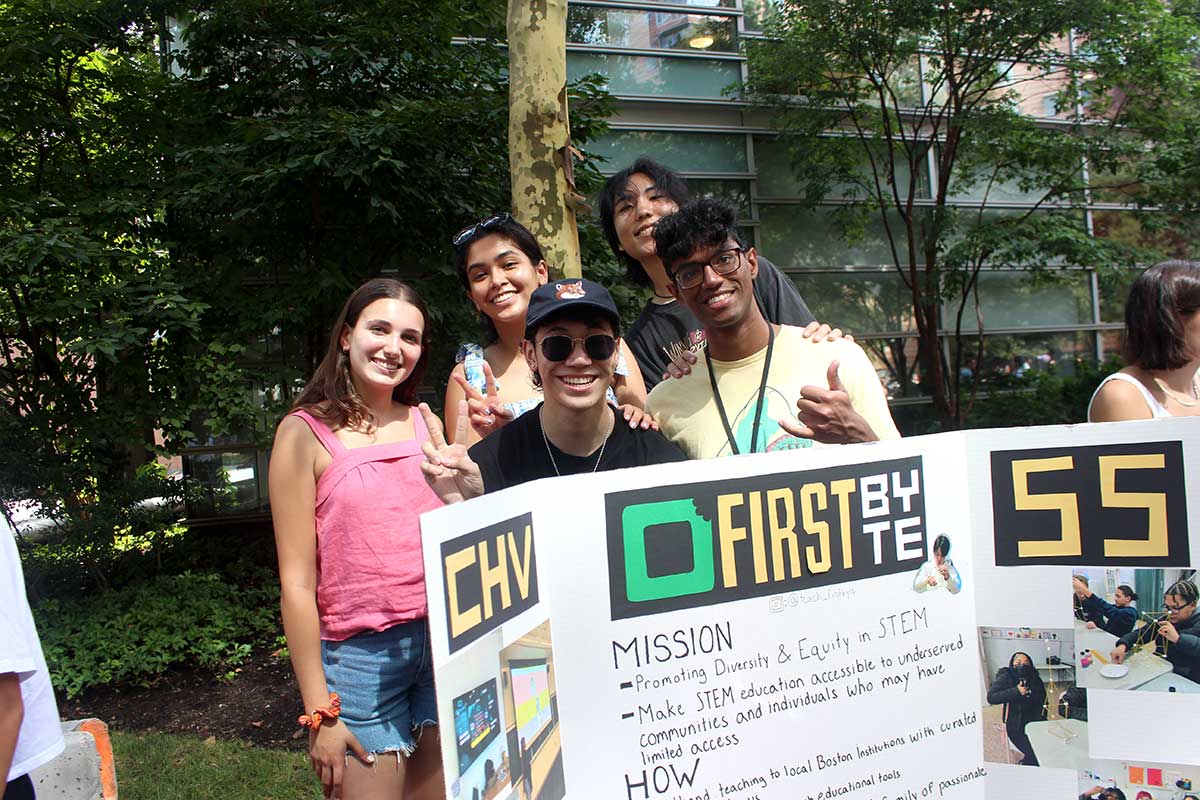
[{"x1": 292, "y1": 279, "x2": 431, "y2": 431}]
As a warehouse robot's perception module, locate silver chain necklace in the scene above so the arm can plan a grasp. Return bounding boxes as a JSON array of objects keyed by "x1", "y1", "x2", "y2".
[{"x1": 539, "y1": 407, "x2": 614, "y2": 477}]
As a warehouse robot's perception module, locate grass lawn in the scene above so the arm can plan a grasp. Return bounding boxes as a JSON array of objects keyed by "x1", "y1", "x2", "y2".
[{"x1": 112, "y1": 731, "x2": 322, "y2": 800}]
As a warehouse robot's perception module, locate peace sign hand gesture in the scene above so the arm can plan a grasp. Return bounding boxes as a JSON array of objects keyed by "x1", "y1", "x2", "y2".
[
  {"x1": 777, "y1": 360, "x2": 879, "y2": 444},
  {"x1": 419, "y1": 402, "x2": 484, "y2": 504},
  {"x1": 452, "y1": 361, "x2": 515, "y2": 438}
]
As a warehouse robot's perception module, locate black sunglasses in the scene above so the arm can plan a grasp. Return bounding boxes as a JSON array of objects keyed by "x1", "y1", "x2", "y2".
[
  {"x1": 539, "y1": 334, "x2": 617, "y2": 362},
  {"x1": 452, "y1": 213, "x2": 512, "y2": 246}
]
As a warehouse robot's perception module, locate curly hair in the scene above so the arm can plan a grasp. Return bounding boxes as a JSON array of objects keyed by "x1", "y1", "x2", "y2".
[
  {"x1": 651, "y1": 196, "x2": 749, "y2": 276},
  {"x1": 598, "y1": 157, "x2": 690, "y2": 287}
]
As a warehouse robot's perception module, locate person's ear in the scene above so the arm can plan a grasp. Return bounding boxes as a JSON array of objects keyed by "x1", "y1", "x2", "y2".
[
  {"x1": 535, "y1": 260, "x2": 549, "y2": 285},
  {"x1": 522, "y1": 338, "x2": 538, "y2": 375},
  {"x1": 339, "y1": 324, "x2": 352, "y2": 353},
  {"x1": 746, "y1": 246, "x2": 759, "y2": 279}
]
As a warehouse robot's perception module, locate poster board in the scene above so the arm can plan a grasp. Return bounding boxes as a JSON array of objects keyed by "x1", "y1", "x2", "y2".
[{"x1": 422, "y1": 418, "x2": 1200, "y2": 800}]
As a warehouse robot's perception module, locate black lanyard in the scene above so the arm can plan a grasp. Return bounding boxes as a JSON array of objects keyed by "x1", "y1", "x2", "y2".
[{"x1": 705, "y1": 325, "x2": 774, "y2": 456}]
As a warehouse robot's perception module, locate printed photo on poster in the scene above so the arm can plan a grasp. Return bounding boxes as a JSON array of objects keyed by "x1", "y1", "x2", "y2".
[
  {"x1": 1072, "y1": 569, "x2": 1200, "y2": 694},
  {"x1": 435, "y1": 626, "x2": 512, "y2": 800},
  {"x1": 1079, "y1": 758, "x2": 1198, "y2": 800},
  {"x1": 979, "y1": 626, "x2": 1084, "y2": 769},
  {"x1": 500, "y1": 621, "x2": 563, "y2": 800}
]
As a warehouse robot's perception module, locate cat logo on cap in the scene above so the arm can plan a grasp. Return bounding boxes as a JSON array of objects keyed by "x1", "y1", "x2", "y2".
[{"x1": 555, "y1": 281, "x2": 586, "y2": 299}]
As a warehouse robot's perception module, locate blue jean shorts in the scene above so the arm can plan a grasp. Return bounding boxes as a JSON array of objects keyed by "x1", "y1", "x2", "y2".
[{"x1": 321, "y1": 617, "x2": 439, "y2": 756}]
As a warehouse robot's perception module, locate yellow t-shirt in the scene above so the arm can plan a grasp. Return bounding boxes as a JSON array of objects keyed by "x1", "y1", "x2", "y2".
[{"x1": 646, "y1": 325, "x2": 900, "y2": 459}]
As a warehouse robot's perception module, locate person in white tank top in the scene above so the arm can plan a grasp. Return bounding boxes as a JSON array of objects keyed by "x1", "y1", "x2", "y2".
[{"x1": 1088, "y1": 260, "x2": 1200, "y2": 422}]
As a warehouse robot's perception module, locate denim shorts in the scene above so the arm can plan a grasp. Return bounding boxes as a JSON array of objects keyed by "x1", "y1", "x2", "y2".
[{"x1": 321, "y1": 617, "x2": 439, "y2": 756}]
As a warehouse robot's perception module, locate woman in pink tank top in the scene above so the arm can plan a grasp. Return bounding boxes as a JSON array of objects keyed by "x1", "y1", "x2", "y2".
[{"x1": 270, "y1": 279, "x2": 453, "y2": 800}]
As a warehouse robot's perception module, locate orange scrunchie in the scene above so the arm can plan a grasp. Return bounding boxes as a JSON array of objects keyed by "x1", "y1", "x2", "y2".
[{"x1": 298, "y1": 693, "x2": 342, "y2": 729}]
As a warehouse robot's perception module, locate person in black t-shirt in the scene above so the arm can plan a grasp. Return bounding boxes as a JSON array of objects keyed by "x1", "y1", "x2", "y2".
[
  {"x1": 420, "y1": 279, "x2": 686, "y2": 498},
  {"x1": 599, "y1": 157, "x2": 842, "y2": 390}
]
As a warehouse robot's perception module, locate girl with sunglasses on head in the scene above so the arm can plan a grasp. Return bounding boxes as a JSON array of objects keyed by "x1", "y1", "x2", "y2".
[
  {"x1": 445, "y1": 214, "x2": 654, "y2": 446},
  {"x1": 1110, "y1": 579, "x2": 1200, "y2": 683},
  {"x1": 420, "y1": 279, "x2": 686, "y2": 500},
  {"x1": 270, "y1": 279, "x2": 453, "y2": 800}
]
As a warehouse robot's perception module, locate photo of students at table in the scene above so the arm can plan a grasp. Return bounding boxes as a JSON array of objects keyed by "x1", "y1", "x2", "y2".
[
  {"x1": 1079, "y1": 788, "x2": 1126, "y2": 800},
  {"x1": 1111, "y1": 579, "x2": 1200, "y2": 684},
  {"x1": 1073, "y1": 576, "x2": 1139, "y2": 637}
]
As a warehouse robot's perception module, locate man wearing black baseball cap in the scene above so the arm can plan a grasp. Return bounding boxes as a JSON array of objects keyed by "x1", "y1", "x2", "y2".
[{"x1": 421, "y1": 278, "x2": 686, "y2": 498}]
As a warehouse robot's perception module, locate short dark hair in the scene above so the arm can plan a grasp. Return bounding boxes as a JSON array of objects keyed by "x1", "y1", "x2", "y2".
[
  {"x1": 1116, "y1": 584, "x2": 1137, "y2": 602},
  {"x1": 652, "y1": 197, "x2": 748, "y2": 275},
  {"x1": 932, "y1": 535, "x2": 950, "y2": 558},
  {"x1": 451, "y1": 215, "x2": 546, "y2": 344},
  {"x1": 598, "y1": 157, "x2": 690, "y2": 287},
  {"x1": 528, "y1": 309, "x2": 620, "y2": 342},
  {"x1": 1123, "y1": 260, "x2": 1200, "y2": 369}
]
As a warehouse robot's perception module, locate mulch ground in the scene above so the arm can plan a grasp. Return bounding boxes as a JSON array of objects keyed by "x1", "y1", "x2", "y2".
[{"x1": 62, "y1": 646, "x2": 306, "y2": 750}]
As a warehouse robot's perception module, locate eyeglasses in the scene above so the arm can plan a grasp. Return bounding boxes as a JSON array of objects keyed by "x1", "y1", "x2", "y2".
[
  {"x1": 1164, "y1": 599, "x2": 1195, "y2": 612},
  {"x1": 670, "y1": 247, "x2": 744, "y2": 290},
  {"x1": 539, "y1": 334, "x2": 617, "y2": 362},
  {"x1": 452, "y1": 213, "x2": 512, "y2": 246}
]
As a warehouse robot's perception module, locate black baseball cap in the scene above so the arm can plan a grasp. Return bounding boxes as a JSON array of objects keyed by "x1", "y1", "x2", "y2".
[{"x1": 524, "y1": 279, "x2": 622, "y2": 339}]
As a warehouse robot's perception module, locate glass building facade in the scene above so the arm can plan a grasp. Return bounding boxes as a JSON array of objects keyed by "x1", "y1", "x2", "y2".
[
  {"x1": 572, "y1": 0, "x2": 1139, "y2": 410},
  {"x1": 181, "y1": 1, "x2": 1153, "y2": 517}
]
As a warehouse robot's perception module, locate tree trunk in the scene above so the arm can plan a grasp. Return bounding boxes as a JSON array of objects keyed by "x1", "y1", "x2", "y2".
[{"x1": 507, "y1": 0, "x2": 583, "y2": 278}]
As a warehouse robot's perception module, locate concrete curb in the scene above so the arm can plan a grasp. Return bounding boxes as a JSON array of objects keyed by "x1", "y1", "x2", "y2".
[{"x1": 30, "y1": 718, "x2": 118, "y2": 800}]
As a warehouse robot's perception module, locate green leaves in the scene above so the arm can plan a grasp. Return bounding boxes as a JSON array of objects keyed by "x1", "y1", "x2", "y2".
[
  {"x1": 745, "y1": 0, "x2": 1199, "y2": 425},
  {"x1": 33, "y1": 570, "x2": 280, "y2": 698}
]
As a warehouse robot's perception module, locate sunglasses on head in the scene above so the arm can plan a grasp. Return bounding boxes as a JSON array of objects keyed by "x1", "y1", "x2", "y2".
[
  {"x1": 452, "y1": 213, "x2": 512, "y2": 246},
  {"x1": 538, "y1": 334, "x2": 617, "y2": 362}
]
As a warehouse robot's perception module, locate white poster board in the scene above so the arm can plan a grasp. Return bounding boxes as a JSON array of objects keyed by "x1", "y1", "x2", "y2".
[{"x1": 422, "y1": 418, "x2": 1200, "y2": 800}]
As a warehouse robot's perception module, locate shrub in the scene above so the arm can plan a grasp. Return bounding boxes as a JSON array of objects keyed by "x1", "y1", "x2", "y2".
[
  {"x1": 965, "y1": 357, "x2": 1121, "y2": 429},
  {"x1": 34, "y1": 570, "x2": 280, "y2": 699},
  {"x1": 15, "y1": 462, "x2": 187, "y2": 598}
]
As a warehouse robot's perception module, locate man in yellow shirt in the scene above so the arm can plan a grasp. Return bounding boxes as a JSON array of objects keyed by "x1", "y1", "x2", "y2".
[{"x1": 645, "y1": 198, "x2": 900, "y2": 459}]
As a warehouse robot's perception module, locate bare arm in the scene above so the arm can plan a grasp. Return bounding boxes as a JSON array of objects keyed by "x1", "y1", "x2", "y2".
[
  {"x1": 614, "y1": 339, "x2": 659, "y2": 430},
  {"x1": 0, "y1": 672, "x2": 22, "y2": 787},
  {"x1": 613, "y1": 339, "x2": 647, "y2": 408},
  {"x1": 444, "y1": 363, "x2": 481, "y2": 446},
  {"x1": 269, "y1": 416, "x2": 328, "y2": 714},
  {"x1": 269, "y1": 416, "x2": 370, "y2": 797},
  {"x1": 1088, "y1": 378, "x2": 1154, "y2": 422}
]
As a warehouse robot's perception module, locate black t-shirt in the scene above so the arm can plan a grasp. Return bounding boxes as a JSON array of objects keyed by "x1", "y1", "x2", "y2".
[
  {"x1": 627, "y1": 254, "x2": 816, "y2": 391},
  {"x1": 468, "y1": 404, "x2": 688, "y2": 493}
]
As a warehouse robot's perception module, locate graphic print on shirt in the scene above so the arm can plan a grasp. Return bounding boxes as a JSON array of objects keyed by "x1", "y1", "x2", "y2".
[
  {"x1": 715, "y1": 385, "x2": 813, "y2": 457},
  {"x1": 661, "y1": 329, "x2": 707, "y2": 375}
]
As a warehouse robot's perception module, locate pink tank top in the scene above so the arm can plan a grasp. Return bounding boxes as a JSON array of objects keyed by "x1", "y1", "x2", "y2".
[{"x1": 291, "y1": 408, "x2": 443, "y2": 641}]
